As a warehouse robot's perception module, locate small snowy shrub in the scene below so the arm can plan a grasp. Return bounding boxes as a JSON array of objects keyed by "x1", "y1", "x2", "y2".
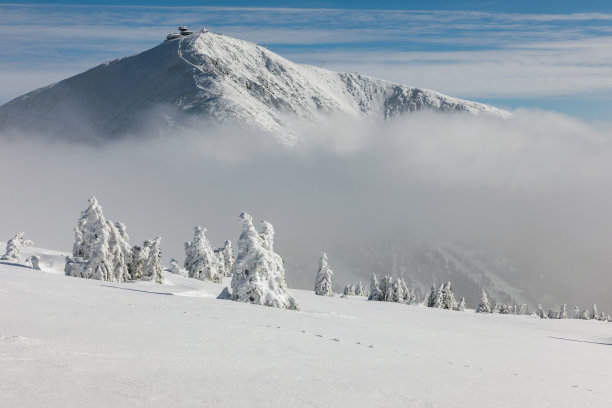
[{"x1": 1, "y1": 232, "x2": 33, "y2": 263}]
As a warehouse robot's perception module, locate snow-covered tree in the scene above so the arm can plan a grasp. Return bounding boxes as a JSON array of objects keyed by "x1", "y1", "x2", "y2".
[
  {"x1": 425, "y1": 283, "x2": 443, "y2": 308},
  {"x1": 456, "y1": 297, "x2": 466, "y2": 311},
  {"x1": 141, "y1": 237, "x2": 163, "y2": 284},
  {"x1": 579, "y1": 309, "x2": 590, "y2": 320},
  {"x1": 215, "y1": 240, "x2": 235, "y2": 277},
  {"x1": 573, "y1": 306, "x2": 581, "y2": 319},
  {"x1": 368, "y1": 273, "x2": 383, "y2": 301},
  {"x1": 231, "y1": 212, "x2": 299, "y2": 310},
  {"x1": 168, "y1": 258, "x2": 188, "y2": 276},
  {"x1": 407, "y1": 288, "x2": 418, "y2": 305},
  {"x1": 107, "y1": 221, "x2": 132, "y2": 281},
  {"x1": 492, "y1": 304, "x2": 500, "y2": 314},
  {"x1": 518, "y1": 304, "x2": 528, "y2": 315},
  {"x1": 559, "y1": 304, "x2": 568, "y2": 319},
  {"x1": 184, "y1": 226, "x2": 223, "y2": 283},
  {"x1": 314, "y1": 252, "x2": 334, "y2": 296},
  {"x1": 355, "y1": 281, "x2": 366, "y2": 297},
  {"x1": 129, "y1": 245, "x2": 147, "y2": 280},
  {"x1": 343, "y1": 284, "x2": 355, "y2": 296},
  {"x1": 391, "y1": 278, "x2": 405, "y2": 303},
  {"x1": 399, "y1": 279, "x2": 409, "y2": 302},
  {"x1": 547, "y1": 309, "x2": 558, "y2": 319},
  {"x1": 65, "y1": 197, "x2": 134, "y2": 282},
  {"x1": 591, "y1": 304, "x2": 599, "y2": 320},
  {"x1": 1, "y1": 232, "x2": 33, "y2": 262},
  {"x1": 476, "y1": 289, "x2": 492, "y2": 313},
  {"x1": 536, "y1": 304, "x2": 545, "y2": 318},
  {"x1": 440, "y1": 282, "x2": 458, "y2": 310}
]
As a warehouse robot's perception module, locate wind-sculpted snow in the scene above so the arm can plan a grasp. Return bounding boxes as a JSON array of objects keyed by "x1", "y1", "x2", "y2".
[{"x1": 0, "y1": 31, "x2": 504, "y2": 143}]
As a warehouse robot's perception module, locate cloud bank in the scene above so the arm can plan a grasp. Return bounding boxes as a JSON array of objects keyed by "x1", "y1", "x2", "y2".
[{"x1": 1, "y1": 109, "x2": 612, "y2": 310}]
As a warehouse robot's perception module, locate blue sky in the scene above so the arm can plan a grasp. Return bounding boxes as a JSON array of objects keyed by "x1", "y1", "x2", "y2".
[{"x1": 1, "y1": 1, "x2": 612, "y2": 119}]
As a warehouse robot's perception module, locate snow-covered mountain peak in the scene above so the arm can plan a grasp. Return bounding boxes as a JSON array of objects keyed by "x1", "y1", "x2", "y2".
[{"x1": 0, "y1": 29, "x2": 506, "y2": 143}]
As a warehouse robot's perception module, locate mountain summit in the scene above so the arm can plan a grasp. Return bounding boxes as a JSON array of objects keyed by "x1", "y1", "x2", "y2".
[{"x1": 0, "y1": 29, "x2": 504, "y2": 143}]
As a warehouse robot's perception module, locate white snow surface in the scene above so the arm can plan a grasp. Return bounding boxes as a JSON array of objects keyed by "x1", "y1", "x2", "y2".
[
  {"x1": 1, "y1": 255, "x2": 611, "y2": 407},
  {"x1": 0, "y1": 32, "x2": 505, "y2": 143}
]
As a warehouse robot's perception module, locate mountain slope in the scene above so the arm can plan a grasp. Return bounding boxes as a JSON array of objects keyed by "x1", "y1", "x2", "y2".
[
  {"x1": 0, "y1": 31, "x2": 505, "y2": 143},
  {"x1": 1, "y1": 261, "x2": 611, "y2": 407}
]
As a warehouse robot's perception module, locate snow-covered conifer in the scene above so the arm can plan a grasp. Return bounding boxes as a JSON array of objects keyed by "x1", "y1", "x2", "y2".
[
  {"x1": 1, "y1": 232, "x2": 33, "y2": 262},
  {"x1": 66, "y1": 197, "x2": 133, "y2": 282},
  {"x1": 573, "y1": 306, "x2": 581, "y2": 319},
  {"x1": 580, "y1": 309, "x2": 590, "y2": 320},
  {"x1": 536, "y1": 304, "x2": 545, "y2": 318},
  {"x1": 129, "y1": 245, "x2": 147, "y2": 280},
  {"x1": 231, "y1": 213, "x2": 299, "y2": 310},
  {"x1": 368, "y1": 273, "x2": 383, "y2": 301},
  {"x1": 355, "y1": 281, "x2": 366, "y2": 297},
  {"x1": 184, "y1": 226, "x2": 223, "y2": 283},
  {"x1": 591, "y1": 304, "x2": 599, "y2": 320},
  {"x1": 343, "y1": 284, "x2": 355, "y2": 296},
  {"x1": 518, "y1": 304, "x2": 528, "y2": 315},
  {"x1": 168, "y1": 258, "x2": 188, "y2": 276},
  {"x1": 441, "y1": 282, "x2": 458, "y2": 310},
  {"x1": 391, "y1": 278, "x2": 405, "y2": 303},
  {"x1": 215, "y1": 240, "x2": 235, "y2": 277},
  {"x1": 559, "y1": 304, "x2": 567, "y2": 319},
  {"x1": 399, "y1": 279, "x2": 409, "y2": 302},
  {"x1": 547, "y1": 309, "x2": 558, "y2": 319},
  {"x1": 456, "y1": 297, "x2": 466, "y2": 311},
  {"x1": 141, "y1": 237, "x2": 163, "y2": 284},
  {"x1": 107, "y1": 221, "x2": 132, "y2": 281},
  {"x1": 314, "y1": 252, "x2": 334, "y2": 296},
  {"x1": 408, "y1": 288, "x2": 417, "y2": 305},
  {"x1": 381, "y1": 275, "x2": 394, "y2": 302},
  {"x1": 476, "y1": 289, "x2": 492, "y2": 313},
  {"x1": 492, "y1": 304, "x2": 500, "y2": 314}
]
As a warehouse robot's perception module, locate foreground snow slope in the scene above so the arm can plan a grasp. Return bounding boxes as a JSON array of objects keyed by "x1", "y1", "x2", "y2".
[
  {"x1": 1, "y1": 262, "x2": 611, "y2": 407},
  {"x1": 0, "y1": 31, "x2": 505, "y2": 143}
]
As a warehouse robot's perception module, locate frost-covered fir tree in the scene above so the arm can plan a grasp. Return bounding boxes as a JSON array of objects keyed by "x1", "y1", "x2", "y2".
[
  {"x1": 215, "y1": 240, "x2": 235, "y2": 277},
  {"x1": 129, "y1": 245, "x2": 147, "y2": 280},
  {"x1": 573, "y1": 306, "x2": 580, "y2": 319},
  {"x1": 66, "y1": 197, "x2": 113, "y2": 281},
  {"x1": 476, "y1": 289, "x2": 492, "y2": 313},
  {"x1": 579, "y1": 309, "x2": 590, "y2": 320},
  {"x1": 391, "y1": 278, "x2": 405, "y2": 303},
  {"x1": 184, "y1": 226, "x2": 223, "y2": 283},
  {"x1": 231, "y1": 213, "x2": 299, "y2": 310},
  {"x1": 355, "y1": 281, "x2": 366, "y2": 297},
  {"x1": 314, "y1": 252, "x2": 334, "y2": 296},
  {"x1": 591, "y1": 304, "x2": 599, "y2": 320},
  {"x1": 456, "y1": 297, "x2": 466, "y2": 311},
  {"x1": 427, "y1": 283, "x2": 444, "y2": 308},
  {"x1": 547, "y1": 309, "x2": 558, "y2": 319},
  {"x1": 408, "y1": 288, "x2": 418, "y2": 305},
  {"x1": 343, "y1": 284, "x2": 355, "y2": 296},
  {"x1": 518, "y1": 304, "x2": 528, "y2": 315},
  {"x1": 368, "y1": 273, "x2": 383, "y2": 301},
  {"x1": 107, "y1": 221, "x2": 132, "y2": 281},
  {"x1": 1, "y1": 232, "x2": 33, "y2": 262},
  {"x1": 441, "y1": 282, "x2": 458, "y2": 310},
  {"x1": 381, "y1": 275, "x2": 394, "y2": 302},
  {"x1": 536, "y1": 304, "x2": 545, "y2": 318},
  {"x1": 492, "y1": 304, "x2": 500, "y2": 314},
  {"x1": 141, "y1": 238, "x2": 163, "y2": 284},
  {"x1": 559, "y1": 304, "x2": 568, "y2": 319},
  {"x1": 168, "y1": 258, "x2": 188, "y2": 276},
  {"x1": 399, "y1": 279, "x2": 409, "y2": 302}
]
